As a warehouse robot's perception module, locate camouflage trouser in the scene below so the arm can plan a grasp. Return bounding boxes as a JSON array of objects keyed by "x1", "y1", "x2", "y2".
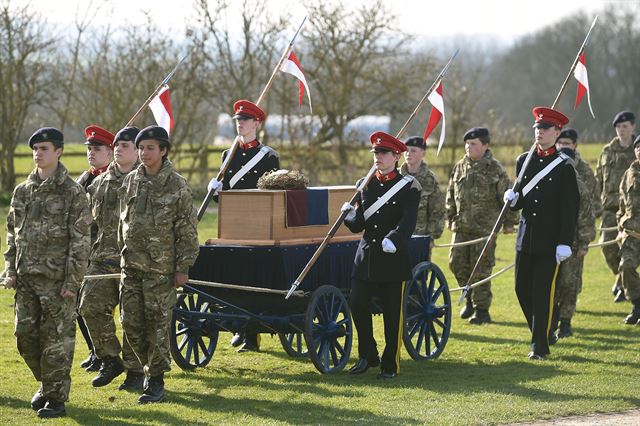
[
  {"x1": 600, "y1": 210, "x2": 622, "y2": 287},
  {"x1": 449, "y1": 232, "x2": 495, "y2": 310},
  {"x1": 79, "y1": 262, "x2": 141, "y2": 372},
  {"x1": 619, "y1": 235, "x2": 640, "y2": 301},
  {"x1": 555, "y1": 252, "x2": 584, "y2": 320},
  {"x1": 14, "y1": 275, "x2": 76, "y2": 402},
  {"x1": 120, "y1": 268, "x2": 177, "y2": 377}
]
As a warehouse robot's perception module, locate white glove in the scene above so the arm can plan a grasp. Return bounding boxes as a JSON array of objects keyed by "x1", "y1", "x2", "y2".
[
  {"x1": 555, "y1": 244, "x2": 572, "y2": 263},
  {"x1": 341, "y1": 202, "x2": 355, "y2": 213},
  {"x1": 503, "y1": 189, "x2": 519, "y2": 207},
  {"x1": 208, "y1": 178, "x2": 222, "y2": 194},
  {"x1": 382, "y1": 238, "x2": 397, "y2": 253}
]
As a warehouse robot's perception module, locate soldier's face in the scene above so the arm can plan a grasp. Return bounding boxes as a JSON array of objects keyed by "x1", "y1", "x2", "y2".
[
  {"x1": 404, "y1": 146, "x2": 425, "y2": 166},
  {"x1": 535, "y1": 126, "x2": 560, "y2": 149},
  {"x1": 615, "y1": 121, "x2": 635, "y2": 141},
  {"x1": 635, "y1": 143, "x2": 640, "y2": 161},
  {"x1": 114, "y1": 140, "x2": 138, "y2": 167},
  {"x1": 556, "y1": 138, "x2": 576, "y2": 152},
  {"x1": 138, "y1": 140, "x2": 167, "y2": 170},
  {"x1": 87, "y1": 145, "x2": 112, "y2": 169},
  {"x1": 236, "y1": 117, "x2": 259, "y2": 139},
  {"x1": 465, "y1": 138, "x2": 488, "y2": 161},
  {"x1": 32, "y1": 142, "x2": 62, "y2": 170},
  {"x1": 374, "y1": 150, "x2": 399, "y2": 173}
]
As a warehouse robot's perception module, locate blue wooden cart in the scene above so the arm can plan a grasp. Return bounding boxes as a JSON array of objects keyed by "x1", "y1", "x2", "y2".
[{"x1": 170, "y1": 236, "x2": 451, "y2": 374}]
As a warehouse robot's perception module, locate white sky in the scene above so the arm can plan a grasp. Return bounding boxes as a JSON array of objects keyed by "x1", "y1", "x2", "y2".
[{"x1": 21, "y1": 0, "x2": 610, "y2": 40}]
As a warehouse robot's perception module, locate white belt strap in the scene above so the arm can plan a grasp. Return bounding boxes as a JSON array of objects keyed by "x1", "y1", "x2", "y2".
[
  {"x1": 521, "y1": 154, "x2": 566, "y2": 197},
  {"x1": 363, "y1": 176, "x2": 411, "y2": 221},
  {"x1": 229, "y1": 146, "x2": 269, "y2": 189}
]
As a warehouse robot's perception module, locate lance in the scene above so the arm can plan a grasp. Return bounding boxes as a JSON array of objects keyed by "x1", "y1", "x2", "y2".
[
  {"x1": 458, "y1": 16, "x2": 598, "y2": 304},
  {"x1": 285, "y1": 49, "x2": 460, "y2": 299},
  {"x1": 197, "y1": 15, "x2": 308, "y2": 221},
  {"x1": 125, "y1": 53, "x2": 189, "y2": 127}
]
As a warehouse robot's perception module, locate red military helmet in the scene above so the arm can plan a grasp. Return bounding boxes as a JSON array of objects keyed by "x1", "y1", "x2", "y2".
[
  {"x1": 84, "y1": 125, "x2": 115, "y2": 148},
  {"x1": 370, "y1": 131, "x2": 407, "y2": 154},
  {"x1": 531, "y1": 107, "x2": 569, "y2": 129},
  {"x1": 232, "y1": 100, "x2": 266, "y2": 122}
]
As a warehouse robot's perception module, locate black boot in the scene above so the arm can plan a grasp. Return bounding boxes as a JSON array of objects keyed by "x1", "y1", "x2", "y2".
[
  {"x1": 230, "y1": 332, "x2": 244, "y2": 347},
  {"x1": 138, "y1": 374, "x2": 166, "y2": 404},
  {"x1": 85, "y1": 353, "x2": 102, "y2": 372},
  {"x1": 468, "y1": 309, "x2": 491, "y2": 325},
  {"x1": 119, "y1": 371, "x2": 145, "y2": 392},
  {"x1": 37, "y1": 400, "x2": 66, "y2": 418},
  {"x1": 80, "y1": 352, "x2": 96, "y2": 369},
  {"x1": 92, "y1": 356, "x2": 125, "y2": 387},
  {"x1": 348, "y1": 357, "x2": 380, "y2": 375},
  {"x1": 30, "y1": 386, "x2": 46, "y2": 411},
  {"x1": 624, "y1": 299, "x2": 640, "y2": 325},
  {"x1": 614, "y1": 288, "x2": 627, "y2": 303},
  {"x1": 557, "y1": 319, "x2": 573, "y2": 338},
  {"x1": 237, "y1": 332, "x2": 260, "y2": 353},
  {"x1": 460, "y1": 296, "x2": 474, "y2": 319}
]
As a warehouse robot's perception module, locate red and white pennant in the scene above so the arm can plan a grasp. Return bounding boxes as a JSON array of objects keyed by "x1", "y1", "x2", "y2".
[
  {"x1": 280, "y1": 49, "x2": 312, "y2": 113},
  {"x1": 149, "y1": 84, "x2": 175, "y2": 135},
  {"x1": 573, "y1": 52, "x2": 595, "y2": 118},
  {"x1": 423, "y1": 81, "x2": 446, "y2": 156}
]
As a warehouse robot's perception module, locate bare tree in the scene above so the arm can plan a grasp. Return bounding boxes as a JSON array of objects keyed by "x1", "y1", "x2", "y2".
[{"x1": 0, "y1": 0, "x2": 56, "y2": 191}]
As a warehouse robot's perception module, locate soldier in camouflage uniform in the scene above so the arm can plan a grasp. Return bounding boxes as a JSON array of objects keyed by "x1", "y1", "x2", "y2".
[
  {"x1": 595, "y1": 111, "x2": 636, "y2": 302},
  {"x1": 616, "y1": 135, "x2": 640, "y2": 325},
  {"x1": 551, "y1": 143, "x2": 596, "y2": 339},
  {"x1": 76, "y1": 125, "x2": 115, "y2": 373},
  {"x1": 118, "y1": 125, "x2": 199, "y2": 403},
  {"x1": 79, "y1": 126, "x2": 143, "y2": 389},
  {"x1": 446, "y1": 127, "x2": 517, "y2": 324},
  {"x1": 2, "y1": 128, "x2": 91, "y2": 418},
  {"x1": 400, "y1": 136, "x2": 445, "y2": 246}
]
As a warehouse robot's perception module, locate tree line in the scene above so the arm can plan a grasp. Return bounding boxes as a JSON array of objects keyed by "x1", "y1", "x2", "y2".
[{"x1": 1, "y1": 0, "x2": 638, "y2": 191}]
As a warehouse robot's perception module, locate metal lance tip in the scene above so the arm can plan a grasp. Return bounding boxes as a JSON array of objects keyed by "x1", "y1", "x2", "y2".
[{"x1": 285, "y1": 281, "x2": 301, "y2": 300}]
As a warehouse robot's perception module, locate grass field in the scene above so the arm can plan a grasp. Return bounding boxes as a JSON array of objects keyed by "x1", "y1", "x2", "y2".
[{"x1": 0, "y1": 201, "x2": 639, "y2": 425}]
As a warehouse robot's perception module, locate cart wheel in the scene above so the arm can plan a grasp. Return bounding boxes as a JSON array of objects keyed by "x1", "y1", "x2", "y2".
[
  {"x1": 403, "y1": 261, "x2": 451, "y2": 360},
  {"x1": 170, "y1": 291, "x2": 219, "y2": 370},
  {"x1": 278, "y1": 333, "x2": 308, "y2": 358},
  {"x1": 304, "y1": 285, "x2": 352, "y2": 373}
]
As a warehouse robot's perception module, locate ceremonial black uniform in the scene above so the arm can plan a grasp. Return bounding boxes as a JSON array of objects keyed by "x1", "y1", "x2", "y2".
[
  {"x1": 510, "y1": 146, "x2": 579, "y2": 356},
  {"x1": 345, "y1": 170, "x2": 421, "y2": 374},
  {"x1": 214, "y1": 141, "x2": 279, "y2": 201}
]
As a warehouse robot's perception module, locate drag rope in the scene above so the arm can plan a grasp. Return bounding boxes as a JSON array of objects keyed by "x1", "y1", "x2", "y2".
[{"x1": 448, "y1": 263, "x2": 515, "y2": 292}]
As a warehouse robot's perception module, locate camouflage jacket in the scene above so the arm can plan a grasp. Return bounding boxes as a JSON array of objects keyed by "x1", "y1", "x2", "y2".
[
  {"x1": 87, "y1": 161, "x2": 139, "y2": 264},
  {"x1": 573, "y1": 170, "x2": 596, "y2": 252},
  {"x1": 617, "y1": 160, "x2": 640, "y2": 233},
  {"x1": 574, "y1": 151, "x2": 602, "y2": 218},
  {"x1": 118, "y1": 160, "x2": 199, "y2": 275},
  {"x1": 400, "y1": 161, "x2": 445, "y2": 238},
  {"x1": 596, "y1": 136, "x2": 636, "y2": 212},
  {"x1": 446, "y1": 149, "x2": 518, "y2": 235},
  {"x1": 4, "y1": 162, "x2": 91, "y2": 293}
]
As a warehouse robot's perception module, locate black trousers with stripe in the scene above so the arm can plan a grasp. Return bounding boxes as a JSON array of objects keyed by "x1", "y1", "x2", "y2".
[
  {"x1": 515, "y1": 251, "x2": 559, "y2": 356},
  {"x1": 350, "y1": 279, "x2": 403, "y2": 373}
]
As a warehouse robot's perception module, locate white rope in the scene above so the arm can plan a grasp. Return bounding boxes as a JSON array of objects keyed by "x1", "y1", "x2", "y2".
[
  {"x1": 449, "y1": 263, "x2": 515, "y2": 293},
  {"x1": 588, "y1": 239, "x2": 620, "y2": 248},
  {"x1": 434, "y1": 235, "x2": 489, "y2": 248},
  {"x1": 598, "y1": 226, "x2": 617, "y2": 232}
]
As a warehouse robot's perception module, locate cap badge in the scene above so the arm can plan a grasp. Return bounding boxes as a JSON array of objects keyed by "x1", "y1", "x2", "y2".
[{"x1": 42, "y1": 132, "x2": 47, "y2": 139}]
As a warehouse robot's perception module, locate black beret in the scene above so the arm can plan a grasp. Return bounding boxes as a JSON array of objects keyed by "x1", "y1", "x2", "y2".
[
  {"x1": 613, "y1": 111, "x2": 635, "y2": 127},
  {"x1": 559, "y1": 146, "x2": 576, "y2": 160},
  {"x1": 114, "y1": 126, "x2": 140, "y2": 144},
  {"x1": 28, "y1": 127, "x2": 64, "y2": 148},
  {"x1": 634, "y1": 134, "x2": 640, "y2": 148},
  {"x1": 463, "y1": 127, "x2": 489, "y2": 141},
  {"x1": 135, "y1": 125, "x2": 169, "y2": 147},
  {"x1": 558, "y1": 128, "x2": 578, "y2": 142},
  {"x1": 404, "y1": 136, "x2": 426, "y2": 149}
]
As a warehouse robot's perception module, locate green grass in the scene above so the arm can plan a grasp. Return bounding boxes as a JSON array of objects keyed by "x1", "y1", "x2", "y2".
[{"x1": 1, "y1": 202, "x2": 638, "y2": 425}]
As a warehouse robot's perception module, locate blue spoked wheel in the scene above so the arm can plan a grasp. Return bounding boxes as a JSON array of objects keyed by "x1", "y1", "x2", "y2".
[
  {"x1": 403, "y1": 261, "x2": 451, "y2": 360},
  {"x1": 170, "y1": 291, "x2": 219, "y2": 370},
  {"x1": 304, "y1": 285, "x2": 352, "y2": 373},
  {"x1": 279, "y1": 333, "x2": 309, "y2": 358}
]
